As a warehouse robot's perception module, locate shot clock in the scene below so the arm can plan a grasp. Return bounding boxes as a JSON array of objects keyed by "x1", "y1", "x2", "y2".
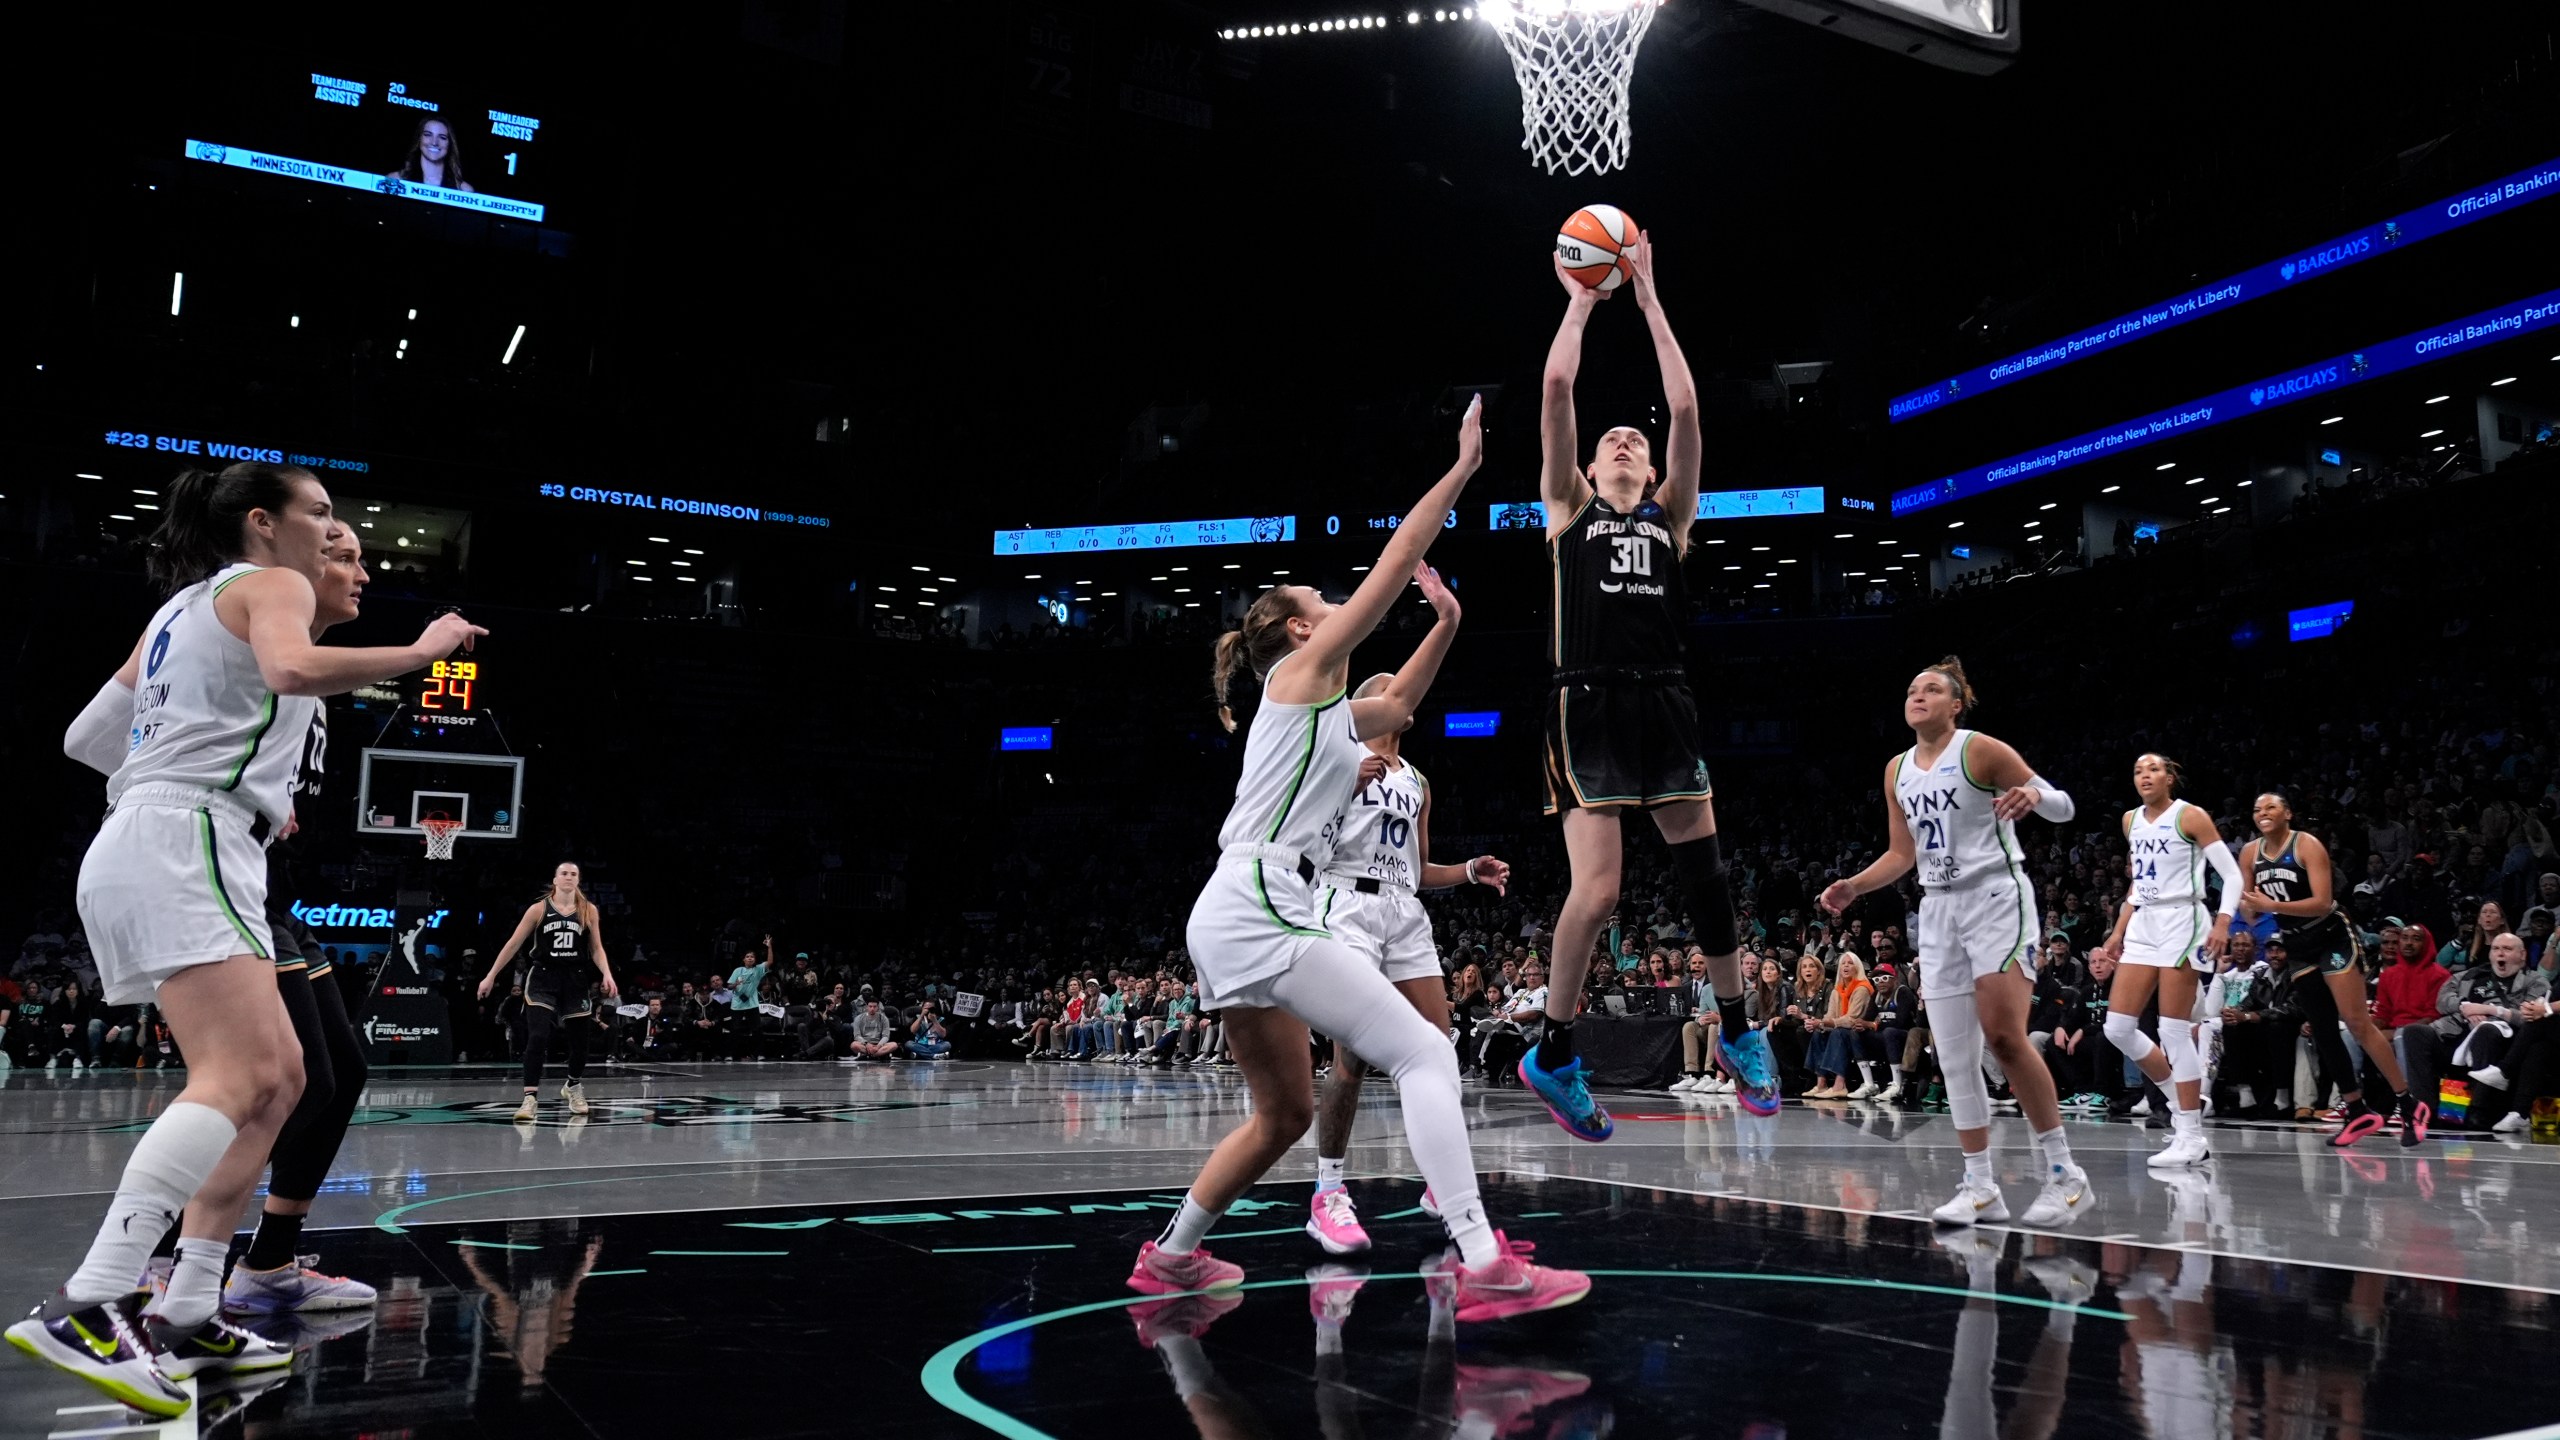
[{"x1": 420, "y1": 658, "x2": 480, "y2": 712}]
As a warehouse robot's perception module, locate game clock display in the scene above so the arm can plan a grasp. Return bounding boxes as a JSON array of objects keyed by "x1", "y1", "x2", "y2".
[{"x1": 420, "y1": 658, "x2": 481, "y2": 711}]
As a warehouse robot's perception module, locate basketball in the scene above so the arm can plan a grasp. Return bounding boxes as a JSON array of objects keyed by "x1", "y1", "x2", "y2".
[{"x1": 1556, "y1": 203, "x2": 1638, "y2": 291}]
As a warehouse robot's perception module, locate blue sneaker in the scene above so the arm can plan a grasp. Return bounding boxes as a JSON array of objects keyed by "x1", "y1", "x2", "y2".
[
  {"x1": 1517, "y1": 1049, "x2": 1612, "y2": 1142},
  {"x1": 1716, "y1": 1029, "x2": 1782, "y2": 1117}
]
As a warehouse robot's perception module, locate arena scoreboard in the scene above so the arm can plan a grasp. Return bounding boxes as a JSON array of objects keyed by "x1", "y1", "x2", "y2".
[{"x1": 419, "y1": 657, "x2": 482, "y2": 713}]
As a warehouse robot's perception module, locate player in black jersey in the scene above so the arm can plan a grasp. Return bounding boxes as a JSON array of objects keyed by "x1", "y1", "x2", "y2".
[
  {"x1": 478, "y1": 864, "x2": 620, "y2": 1123},
  {"x1": 1519, "y1": 234, "x2": 1781, "y2": 1140},
  {"x1": 2238, "y1": 790, "x2": 2425, "y2": 1149}
]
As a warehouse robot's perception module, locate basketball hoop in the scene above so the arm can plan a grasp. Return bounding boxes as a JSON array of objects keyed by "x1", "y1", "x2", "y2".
[
  {"x1": 420, "y1": 814, "x2": 464, "y2": 862},
  {"x1": 1480, "y1": 0, "x2": 1662, "y2": 177}
]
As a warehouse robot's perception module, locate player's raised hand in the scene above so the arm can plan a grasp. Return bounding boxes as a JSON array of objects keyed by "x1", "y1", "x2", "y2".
[
  {"x1": 1626, "y1": 229, "x2": 1658, "y2": 310},
  {"x1": 1554, "y1": 250, "x2": 1609, "y2": 303},
  {"x1": 1414, "y1": 562, "x2": 1460, "y2": 623},
  {"x1": 1817, "y1": 880, "x2": 1859, "y2": 916},
  {"x1": 1992, "y1": 784, "x2": 2043, "y2": 823},
  {"x1": 1454, "y1": 393, "x2": 1484, "y2": 471},
  {"x1": 416, "y1": 611, "x2": 487, "y2": 661}
]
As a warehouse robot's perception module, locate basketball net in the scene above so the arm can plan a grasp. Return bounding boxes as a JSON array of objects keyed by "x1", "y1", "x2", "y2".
[
  {"x1": 1481, "y1": 0, "x2": 1660, "y2": 177},
  {"x1": 420, "y1": 815, "x2": 464, "y2": 862}
]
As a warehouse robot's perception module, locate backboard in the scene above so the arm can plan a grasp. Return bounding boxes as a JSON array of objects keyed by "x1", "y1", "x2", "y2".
[{"x1": 356, "y1": 748, "x2": 526, "y2": 840}]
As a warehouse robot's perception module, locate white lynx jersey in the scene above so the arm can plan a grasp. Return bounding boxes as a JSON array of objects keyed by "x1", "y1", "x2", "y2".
[
  {"x1": 110, "y1": 563, "x2": 318, "y2": 829},
  {"x1": 1324, "y1": 759, "x2": 1427, "y2": 890},
  {"x1": 1893, "y1": 729, "x2": 2025, "y2": 892},
  {"x1": 1213, "y1": 653, "x2": 1370, "y2": 862},
  {"x1": 2126, "y1": 800, "x2": 2206, "y2": 907}
]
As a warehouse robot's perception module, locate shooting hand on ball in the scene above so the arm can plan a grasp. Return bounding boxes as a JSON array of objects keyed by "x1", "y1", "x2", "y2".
[
  {"x1": 1554, "y1": 251, "x2": 1608, "y2": 304},
  {"x1": 1627, "y1": 230, "x2": 1658, "y2": 310}
]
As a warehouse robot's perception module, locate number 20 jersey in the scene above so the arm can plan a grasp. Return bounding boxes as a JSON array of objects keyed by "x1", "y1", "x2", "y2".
[{"x1": 1549, "y1": 494, "x2": 1688, "y2": 671}]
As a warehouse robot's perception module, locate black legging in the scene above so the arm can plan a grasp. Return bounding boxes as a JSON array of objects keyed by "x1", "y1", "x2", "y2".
[
  {"x1": 521, "y1": 1005, "x2": 594, "y2": 1090},
  {"x1": 2289, "y1": 967, "x2": 2366, "y2": 1103},
  {"x1": 269, "y1": 968, "x2": 369, "y2": 1201},
  {"x1": 2488, "y1": 1015, "x2": 2560, "y2": 1121}
]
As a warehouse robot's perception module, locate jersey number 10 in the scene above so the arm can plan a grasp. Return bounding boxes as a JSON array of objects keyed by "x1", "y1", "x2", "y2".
[{"x1": 1375, "y1": 815, "x2": 1410, "y2": 849}]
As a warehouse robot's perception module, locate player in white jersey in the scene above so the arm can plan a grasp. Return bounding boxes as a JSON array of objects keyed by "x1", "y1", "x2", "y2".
[
  {"x1": 1821, "y1": 659, "x2": 2090, "y2": 1230},
  {"x1": 1303, "y1": 650, "x2": 1513, "y2": 1257},
  {"x1": 1134, "y1": 399, "x2": 1588, "y2": 1328},
  {"x1": 2084, "y1": 755, "x2": 2243, "y2": 1169},
  {"x1": 12, "y1": 463, "x2": 481, "y2": 1417}
]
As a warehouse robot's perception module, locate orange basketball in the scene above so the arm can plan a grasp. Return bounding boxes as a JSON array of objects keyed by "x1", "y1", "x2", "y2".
[{"x1": 1555, "y1": 204, "x2": 1638, "y2": 292}]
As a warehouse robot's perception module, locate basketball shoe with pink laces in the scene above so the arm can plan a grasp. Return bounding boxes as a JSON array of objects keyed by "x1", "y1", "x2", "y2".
[
  {"x1": 1126, "y1": 1241, "x2": 1245, "y2": 1296},
  {"x1": 1304, "y1": 1188, "x2": 1372, "y2": 1255}
]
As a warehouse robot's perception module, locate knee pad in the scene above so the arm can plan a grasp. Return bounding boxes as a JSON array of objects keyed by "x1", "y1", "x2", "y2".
[
  {"x1": 1670, "y1": 833, "x2": 1738, "y2": 955},
  {"x1": 2103, "y1": 1009, "x2": 2156, "y2": 1061},
  {"x1": 2160, "y1": 1019, "x2": 2203, "y2": 1085},
  {"x1": 1930, "y1": 991, "x2": 1991, "y2": 1130}
]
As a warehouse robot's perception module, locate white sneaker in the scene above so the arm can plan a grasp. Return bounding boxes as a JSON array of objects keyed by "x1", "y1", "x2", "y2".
[
  {"x1": 2471, "y1": 1065, "x2": 2510, "y2": 1091},
  {"x1": 2019, "y1": 1164, "x2": 2091, "y2": 1226},
  {"x1": 1848, "y1": 1081, "x2": 1881, "y2": 1100},
  {"x1": 1877, "y1": 1081, "x2": 1903, "y2": 1104},
  {"x1": 2493, "y1": 1111, "x2": 2529, "y2": 1133},
  {"x1": 561, "y1": 1080, "x2": 590, "y2": 1116},
  {"x1": 512, "y1": 1092, "x2": 538, "y2": 1123},
  {"x1": 2129, "y1": 1098, "x2": 2151, "y2": 1117},
  {"x1": 1932, "y1": 1177, "x2": 2010, "y2": 1226},
  {"x1": 1670, "y1": 1074, "x2": 1699, "y2": 1092},
  {"x1": 2147, "y1": 1132, "x2": 2212, "y2": 1168},
  {"x1": 1708, "y1": 1076, "x2": 1734, "y2": 1094}
]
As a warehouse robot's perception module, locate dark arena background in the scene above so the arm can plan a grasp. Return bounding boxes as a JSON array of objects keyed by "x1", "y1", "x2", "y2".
[{"x1": 4, "y1": 5, "x2": 2559, "y2": 1437}]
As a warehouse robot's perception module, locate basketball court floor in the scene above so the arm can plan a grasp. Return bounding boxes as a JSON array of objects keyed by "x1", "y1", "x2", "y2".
[{"x1": 5, "y1": 1061, "x2": 2557, "y2": 1439}]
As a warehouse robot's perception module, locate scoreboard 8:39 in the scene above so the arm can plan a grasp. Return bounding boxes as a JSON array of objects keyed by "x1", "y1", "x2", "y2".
[{"x1": 421, "y1": 659, "x2": 481, "y2": 711}]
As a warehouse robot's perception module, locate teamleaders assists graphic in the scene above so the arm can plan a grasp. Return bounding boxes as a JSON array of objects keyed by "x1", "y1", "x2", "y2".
[
  {"x1": 1819, "y1": 660, "x2": 2090, "y2": 1230},
  {"x1": 1522, "y1": 229, "x2": 1782, "y2": 1140},
  {"x1": 13, "y1": 462, "x2": 481, "y2": 1417}
]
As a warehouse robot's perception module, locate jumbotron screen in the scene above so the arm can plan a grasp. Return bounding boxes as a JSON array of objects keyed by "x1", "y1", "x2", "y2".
[{"x1": 180, "y1": 63, "x2": 554, "y2": 224}]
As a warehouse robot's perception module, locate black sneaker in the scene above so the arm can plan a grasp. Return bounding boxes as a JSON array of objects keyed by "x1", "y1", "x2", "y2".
[
  {"x1": 143, "y1": 1312, "x2": 296, "y2": 1380},
  {"x1": 4, "y1": 1290, "x2": 189, "y2": 1417},
  {"x1": 2399, "y1": 1095, "x2": 2432, "y2": 1148}
]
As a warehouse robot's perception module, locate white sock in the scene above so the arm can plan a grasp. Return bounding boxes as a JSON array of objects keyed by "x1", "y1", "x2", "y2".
[
  {"x1": 1427, "y1": 1290, "x2": 1456, "y2": 1341},
  {"x1": 1963, "y1": 1149, "x2": 1995, "y2": 1184},
  {"x1": 2033, "y1": 1125, "x2": 2073, "y2": 1174},
  {"x1": 1155, "y1": 1334, "x2": 1218, "y2": 1399},
  {"x1": 149, "y1": 1237, "x2": 229, "y2": 1329},
  {"x1": 1443, "y1": 1194, "x2": 1499, "y2": 1268},
  {"x1": 1314, "y1": 1319, "x2": 1344, "y2": 1356},
  {"x1": 2174, "y1": 1105, "x2": 2203, "y2": 1135},
  {"x1": 65, "y1": 1102, "x2": 238, "y2": 1303},
  {"x1": 1314, "y1": 1156, "x2": 1347, "y2": 1194},
  {"x1": 1156, "y1": 1195, "x2": 1221, "y2": 1255}
]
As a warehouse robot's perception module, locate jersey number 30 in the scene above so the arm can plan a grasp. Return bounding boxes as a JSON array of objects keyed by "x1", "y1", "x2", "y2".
[{"x1": 1609, "y1": 537, "x2": 1653, "y2": 576}]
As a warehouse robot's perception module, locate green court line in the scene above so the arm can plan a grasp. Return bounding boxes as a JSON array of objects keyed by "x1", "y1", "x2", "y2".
[
  {"x1": 1518, "y1": 1211, "x2": 1564, "y2": 1218},
  {"x1": 920, "y1": 1271, "x2": 2132, "y2": 1440},
  {"x1": 587, "y1": 1269, "x2": 648, "y2": 1276},
  {"x1": 649, "y1": 1249, "x2": 788, "y2": 1257},
  {"x1": 1204, "y1": 1225, "x2": 1309, "y2": 1241},
  {"x1": 451, "y1": 1240, "x2": 540, "y2": 1250},
  {"x1": 933, "y1": 1244, "x2": 1077, "y2": 1254},
  {"x1": 1372, "y1": 1206, "x2": 1429, "y2": 1219}
]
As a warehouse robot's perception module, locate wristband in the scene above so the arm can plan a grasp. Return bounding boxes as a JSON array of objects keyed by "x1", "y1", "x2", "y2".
[{"x1": 1463, "y1": 857, "x2": 1480, "y2": 885}]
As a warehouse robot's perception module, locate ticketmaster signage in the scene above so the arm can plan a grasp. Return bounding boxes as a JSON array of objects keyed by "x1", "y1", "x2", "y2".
[
  {"x1": 1890, "y1": 289, "x2": 2560, "y2": 516},
  {"x1": 1886, "y1": 157, "x2": 2559, "y2": 423}
]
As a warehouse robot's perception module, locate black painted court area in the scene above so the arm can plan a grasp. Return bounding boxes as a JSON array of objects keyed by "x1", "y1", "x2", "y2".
[{"x1": 40, "y1": 1175, "x2": 2548, "y2": 1439}]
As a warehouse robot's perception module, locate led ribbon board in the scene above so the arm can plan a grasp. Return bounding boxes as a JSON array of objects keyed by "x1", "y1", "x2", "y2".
[
  {"x1": 999, "y1": 727, "x2": 1055, "y2": 751},
  {"x1": 184, "y1": 139, "x2": 547, "y2": 221},
  {"x1": 1489, "y1": 487, "x2": 1825, "y2": 529},
  {"x1": 993, "y1": 516, "x2": 1296, "y2": 555},
  {"x1": 2287, "y1": 601, "x2": 2354, "y2": 642},
  {"x1": 1886, "y1": 158, "x2": 2559, "y2": 423},
  {"x1": 1890, "y1": 289, "x2": 2560, "y2": 516},
  {"x1": 1443, "y1": 712, "x2": 1501, "y2": 738}
]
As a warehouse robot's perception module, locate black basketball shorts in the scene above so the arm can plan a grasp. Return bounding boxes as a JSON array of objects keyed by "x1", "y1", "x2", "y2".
[{"x1": 1543, "y1": 675, "x2": 1714, "y2": 816}]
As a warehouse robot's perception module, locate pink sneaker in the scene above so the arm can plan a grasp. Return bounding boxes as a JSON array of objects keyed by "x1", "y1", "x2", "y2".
[
  {"x1": 1307, "y1": 1263, "x2": 1369, "y2": 1324},
  {"x1": 1448, "y1": 1234, "x2": 1591, "y2": 1324},
  {"x1": 1126, "y1": 1241, "x2": 1245, "y2": 1296},
  {"x1": 1420, "y1": 1186, "x2": 1441, "y2": 1219},
  {"x1": 1305, "y1": 1188, "x2": 1372, "y2": 1255},
  {"x1": 1129, "y1": 1291, "x2": 1242, "y2": 1346}
]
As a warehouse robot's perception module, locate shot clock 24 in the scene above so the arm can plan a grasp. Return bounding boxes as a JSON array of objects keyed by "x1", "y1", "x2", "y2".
[{"x1": 420, "y1": 658, "x2": 481, "y2": 713}]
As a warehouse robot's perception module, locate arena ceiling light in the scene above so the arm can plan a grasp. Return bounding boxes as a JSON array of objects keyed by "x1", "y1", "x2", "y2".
[
  {"x1": 1150, "y1": 575, "x2": 1169, "y2": 581},
  {"x1": 502, "y1": 323, "x2": 527, "y2": 365},
  {"x1": 1876, "y1": 539, "x2": 1895, "y2": 545},
  {"x1": 1947, "y1": 520, "x2": 1964, "y2": 528},
  {"x1": 2185, "y1": 476, "x2": 2205, "y2": 485},
  {"x1": 2491, "y1": 376, "x2": 2516, "y2": 386},
  {"x1": 2320, "y1": 415, "x2": 2345, "y2": 425},
  {"x1": 109, "y1": 512, "x2": 135, "y2": 521},
  {"x1": 2101, "y1": 484, "x2": 2122, "y2": 493},
  {"x1": 1705, "y1": 538, "x2": 1726, "y2": 545},
  {"x1": 2038, "y1": 502, "x2": 2057, "y2": 510},
  {"x1": 2425, "y1": 394, "x2": 2451, "y2": 404},
  {"x1": 1778, "y1": 557, "x2": 1798, "y2": 564},
  {"x1": 624, "y1": 559, "x2": 645, "y2": 567},
  {"x1": 1848, "y1": 570, "x2": 1867, "y2": 577},
  {"x1": 1101, "y1": 591, "x2": 1120, "y2": 597},
  {"x1": 1885, "y1": 565, "x2": 1904, "y2": 571},
  {"x1": 1902, "y1": 551, "x2": 1921, "y2": 558},
  {"x1": 2199, "y1": 496, "x2": 2220, "y2": 505},
  {"x1": 2153, "y1": 461, "x2": 2176, "y2": 470},
  {"x1": 1722, "y1": 565, "x2": 1741, "y2": 571},
  {"x1": 133, "y1": 503, "x2": 158, "y2": 510},
  {"x1": 938, "y1": 575, "x2": 956, "y2": 583},
  {"x1": 1750, "y1": 545, "x2": 1770, "y2": 551},
  {"x1": 1023, "y1": 573, "x2": 1042, "y2": 579},
  {"x1": 131, "y1": 488, "x2": 157, "y2": 495},
  {"x1": 290, "y1": 315, "x2": 300, "y2": 328},
  {"x1": 632, "y1": 574, "x2": 653, "y2": 582},
  {"x1": 1075, "y1": 579, "x2": 1093, "y2": 585},
  {"x1": 2421, "y1": 428, "x2": 2445, "y2": 438},
  {"x1": 169, "y1": 273, "x2": 184, "y2": 316},
  {"x1": 1833, "y1": 532, "x2": 1853, "y2": 539},
  {"x1": 922, "y1": 586, "x2": 939, "y2": 593},
  {"x1": 2212, "y1": 506, "x2": 2232, "y2": 514},
  {"x1": 2023, "y1": 520, "x2": 2040, "y2": 528},
  {"x1": 670, "y1": 559, "x2": 691, "y2": 567},
  {"x1": 685, "y1": 548, "x2": 704, "y2": 555},
  {"x1": 910, "y1": 564, "x2": 928, "y2": 571},
  {"x1": 1171, "y1": 566, "x2": 1190, "y2": 572}
]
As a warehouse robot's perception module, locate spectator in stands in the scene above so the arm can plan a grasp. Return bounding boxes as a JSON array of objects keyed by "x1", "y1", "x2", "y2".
[
  {"x1": 726, "y1": 937, "x2": 775, "y2": 1058},
  {"x1": 1673, "y1": 951, "x2": 1723, "y2": 1092},
  {"x1": 1015, "y1": 988, "x2": 1059, "y2": 1055},
  {"x1": 1806, "y1": 953, "x2": 1873, "y2": 1099},
  {"x1": 1146, "y1": 980, "x2": 1196, "y2": 1066},
  {"x1": 1480, "y1": 960, "x2": 1549, "y2": 1084},
  {"x1": 2407, "y1": 931, "x2": 2548, "y2": 1109},
  {"x1": 635, "y1": 996, "x2": 681, "y2": 1061},
  {"x1": 672, "y1": 981, "x2": 719, "y2": 1059},
  {"x1": 2214, "y1": 931, "x2": 2294, "y2": 1116},
  {"x1": 781, "y1": 953, "x2": 823, "y2": 1006},
  {"x1": 1771, "y1": 955, "x2": 1829, "y2": 1095},
  {"x1": 2375, "y1": 924, "x2": 2451, "y2": 1099},
  {"x1": 2439, "y1": 901, "x2": 2510, "y2": 972},
  {"x1": 906, "y1": 1000, "x2": 950, "y2": 1059},
  {"x1": 843, "y1": 999, "x2": 900, "y2": 1063},
  {"x1": 2473, "y1": 981, "x2": 2560, "y2": 1132}
]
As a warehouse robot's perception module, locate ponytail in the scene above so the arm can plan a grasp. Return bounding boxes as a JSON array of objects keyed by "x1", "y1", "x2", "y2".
[
  {"x1": 146, "y1": 462, "x2": 315, "y2": 594},
  {"x1": 1211, "y1": 589, "x2": 1305, "y2": 733},
  {"x1": 1925, "y1": 654, "x2": 1979, "y2": 718}
]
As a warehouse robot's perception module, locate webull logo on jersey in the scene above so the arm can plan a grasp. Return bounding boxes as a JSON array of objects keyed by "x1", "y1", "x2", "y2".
[{"x1": 2247, "y1": 362, "x2": 2341, "y2": 408}]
